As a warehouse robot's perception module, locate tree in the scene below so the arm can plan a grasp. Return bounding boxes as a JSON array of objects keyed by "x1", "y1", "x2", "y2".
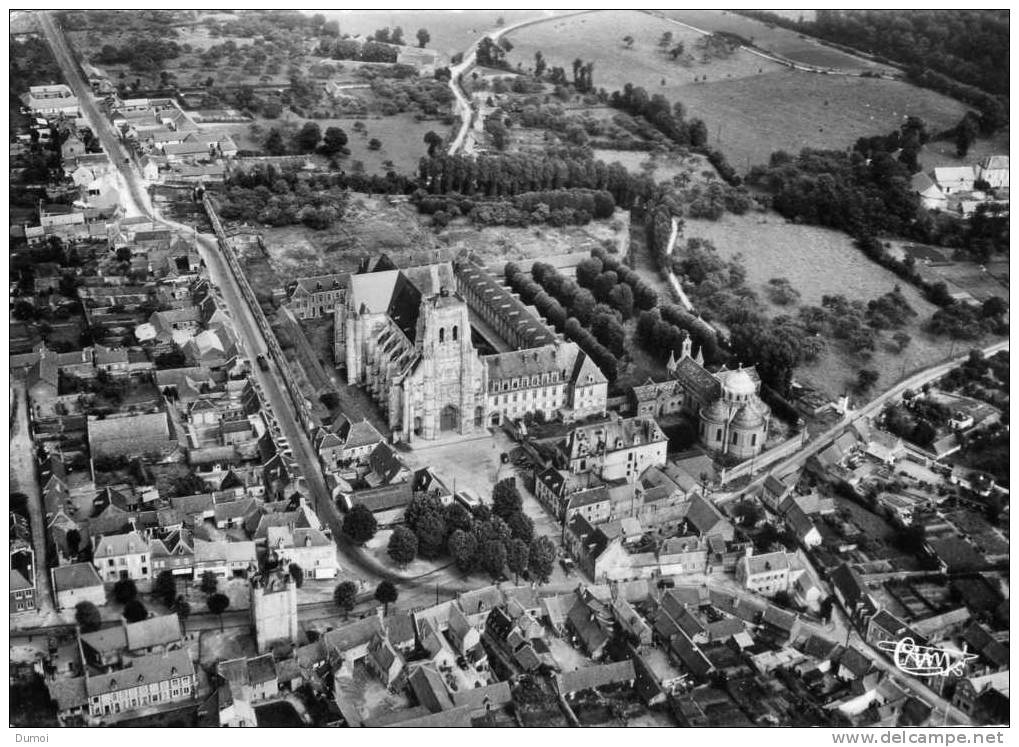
[
  {"x1": 154, "y1": 570, "x2": 177, "y2": 607},
  {"x1": 528, "y1": 536, "x2": 556, "y2": 584},
  {"x1": 288, "y1": 563, "x2": 304, "y2": 588},
  {"x1": 368, "y1": 138, "x2": 382, "y2": 150},
  {"x1": 506, "y1": 511, "x2": 534, "y2": 543},
  {"x1": 207, "y1": 593, "x2": 230, "y2": 632},
  {"x1": 174, "y1": 596, "x2": 191, "y2": 634},
  {"x1": 492, "y1": 477, "x2": 522, "y2": 519},
  {"x1": 417, "y1": 28, "x2": 430, "y2": 48},
  {"x1": 448, "y1": 529, "x2": 478, "y2": 573},
  {"x1": 856, "y1": 368, "x2": 880, "y2": 394},
  {"x1": 123, "y1": 599, "x2": 148, "y2": 623},
  {"x1": 733, "y1": 500, "x2": 763, "y2": 527},
  {"x1": 322, "y1": 126, "x2": 348, "y2": 156},
  {"x1": 479, "y1": 539, "x2": 507, "y2": 580},
  {"x1": 199, "y1": 570, "x2": 219, "y2": 596},
  {"x1": 387, "y1": 526, "x2": 418, "y2": 566},
  {"x1": 506, "y1": 538, "x2": 529, "y2": 584},
  {"x1": 423, "y1": 130, "x2": 443, "y2": 157},
  {"x1": 297, "y1": 121, "x2": 321, "y2": 153},
  {"x1": 374, "y1": 580, "x2": 398, "y2": 616},
  {"x1": 334, "y1": 581, "x2": 359, "y2": 619},
  {"x1": 113, "y1": 578, "x2": 138, "y2": 604},
  {"x1": 534, "y1": 50, "x2": 546, "y2": 78},
  {"x1": 66, "y1": 528, "x2": 81, "y2": 557},
  {"x1": 75, "y1": 601, "x2": 102, "y2": 633},
  {"x1": 264, "y1": 128, "x2": 286, "y2": 156},
  {"x1": 391, "y1": 26, "x2": 404, "y2": 45},
  {"x1": 415, "y1": 510, "x2": 447, "y2": 559},
  {"x1": 343, "y1": 504, "x2": 379, "y2": 544},
  {"x1": 622, "y1": 35, "x2": 634, "y2": 49}
]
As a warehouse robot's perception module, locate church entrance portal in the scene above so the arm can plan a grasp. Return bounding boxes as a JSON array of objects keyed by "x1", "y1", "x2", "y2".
[{"x1": 440, "y1": 404, "x2": 459, "y2": 432}]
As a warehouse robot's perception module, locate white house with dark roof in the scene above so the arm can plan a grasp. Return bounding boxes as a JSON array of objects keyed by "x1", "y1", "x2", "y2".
[
  {"x1": 92, "y1": 532, "x2": 151, "y2": 584},
  {"x1": 265, "y1": 525, "x2": 338, "y2": 580}
]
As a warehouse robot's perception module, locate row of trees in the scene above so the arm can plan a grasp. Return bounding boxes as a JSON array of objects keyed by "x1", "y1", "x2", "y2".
[
  {"x1": 505, "y1": 261, "x2": 621, "y2": 380},
  {"x1": 576, "y1": 247, "x2": 659, "y2": 311},
  {"x1": 609, "y1": 83, "x2": 708, "y2": 150},
  {"x1": 415, "y1": 153, "x2": 656, "y2": 209},
  {"x1": 417, "y1": 187, "x2": 616, "y2": 230}
]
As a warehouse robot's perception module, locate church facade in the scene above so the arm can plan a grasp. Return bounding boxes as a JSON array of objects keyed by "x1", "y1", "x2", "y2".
[{"x1": 337, "y1": 258, "x2": 608, "y2": 443}]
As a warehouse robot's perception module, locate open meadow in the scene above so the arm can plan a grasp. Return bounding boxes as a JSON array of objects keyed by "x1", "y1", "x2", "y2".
[
  {"x1": 505, "y1": 9, "x2": 971, "y2": 168},
  {"x1": 680, "y1": 212, "x2": 1000, "y2": 398},
  {"x1": 323, "y1": 10, "x2": 564, "y2": 61},
  {"x1": 660, "y1": 10, "x2": 896, "y2": 72}
]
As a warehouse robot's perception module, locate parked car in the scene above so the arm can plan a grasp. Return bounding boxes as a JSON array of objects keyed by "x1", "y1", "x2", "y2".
[{"x1": 256, "y1": 354, "x2": 269, "y2": 371}]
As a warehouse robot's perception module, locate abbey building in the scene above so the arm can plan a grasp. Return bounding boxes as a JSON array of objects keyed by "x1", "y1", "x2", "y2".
[{"x1": 335, "y1": 256, "x2": 608, "y2": 443}]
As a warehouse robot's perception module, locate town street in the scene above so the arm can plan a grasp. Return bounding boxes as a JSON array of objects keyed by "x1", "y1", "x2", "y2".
[{"x1": 10, "y1": 381, "x2": 55, "y2": 619}]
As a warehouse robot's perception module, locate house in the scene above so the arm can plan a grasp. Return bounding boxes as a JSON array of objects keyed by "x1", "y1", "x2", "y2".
[
  {"x1": 926, "y1": 537, "x2": 987, "y2": 574},
  {"x1": 287, "y1": 273, "x2": 349, "y2": 320},
  {"x1": 555, "y1": 660, "x2": 636, "y2": 695},
  {"x1": 559, "y1": 416, "x2": 668, "y2": 483},
  {"x1": 912, "y1": 172, "x2": 947, "y2": 210},
  {"x1": 365, "y1": 633, "x2": 405, "y2": 689},
  {"x1": 51, "y1": 562, "x2": 106, "y2": 610},
  {"x1": 47, "y1": 677, "x2": 90, "y2": 726},
  {"x1": 92, "y1": 532, "x2": 151, "y2": 583},
  {"x1": 265, "y1": 525, "x2": 338, "y2": 580},
  {"x1": 81, "y1": 614, "x2": 184, "y2": 668},
  {"x1": 11, "y1": 568, "x2": 35, "y2": 612},
  {"x1": 934, "y1": 166, "x2": 975, "y2": 194},
  {"x1": 563, "y1": 514, "x2": 629, "y2": 582},
  {"x1": 829, "y1": 563, "x2": 875, "y2": 623},
  {"x1": 25, "y1": 84, "x2": 79, "y2": 115},
  {"x1": 976, "y1": 156, "x2": 1008, "y2": 189},
  {"x1": 684, "y1": 493, "x2": 735, "y2": 541},
  {"x1": 334, "y1": 418, "x2": 386, "y2": 462},
  {"x1": 952, "y1": 672, "x2": 1009, "y2": 720},
  {"x1": 612, "y1": 596, "x2": 653, "y2": 646},
  {"x1": 87, "y1": 411, "x2": 175, "y2": 460},
  {"x1": 782, "y1": 501, "x2": 822, "y2": 548},
  {"x1": 446, "y1": 604, "x2": 481, "y2": 655},
  {"x1": 85, "y1": 648, "x2": 196, "y2": 720},
  {"x1": 566, "y1": 594, "x2": 611, "y2": 660},
  {"x1": 963, "y1": 622, "x2": 1010, "y2": 673},
  {"x1": 193, "y1": 539, "x2": 257, "y2": 580},
  {"x1": 408, "y1": 664, "x2": 454, "y2": 713}
]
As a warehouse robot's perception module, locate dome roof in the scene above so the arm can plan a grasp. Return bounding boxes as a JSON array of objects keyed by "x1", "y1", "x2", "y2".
[
  {"x1": 732, "y1": 405, "x2": 765, "y2": 430},
  {"x1": 720, "y1": 369, "x2": 756, "y2": 397},
  {"x1": 701, "y1": 399, "x2": 729, "y2": 423}
]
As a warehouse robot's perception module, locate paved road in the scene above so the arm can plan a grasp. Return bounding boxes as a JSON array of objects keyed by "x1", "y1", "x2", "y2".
[
  {"x1": 10, "y1": 381, "x2": 55, "y2": 617},
  {"x1": 717, "y1": 339, "x2": 1010, "y2": 505}
]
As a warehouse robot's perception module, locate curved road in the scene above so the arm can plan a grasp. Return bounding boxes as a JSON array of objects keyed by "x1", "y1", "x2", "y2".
[{"x1": 446, "y1": 10, "x2": 597, "y2": 155}]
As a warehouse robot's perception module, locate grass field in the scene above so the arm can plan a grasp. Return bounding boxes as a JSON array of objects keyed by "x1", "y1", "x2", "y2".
[
  {"x1": 670, "y1": 71, "x2": 971, "y2": 169},
  {"x1": 505, "y1": 10, "x2": 786, "y2": 90},
  {"x1": 681, "y1": 212, "x2": 1000, "y2": 398},
  {"x1": 324, "y1": 10, "x2": 564, "y2": 61},
  {"x1": 505, "y1": 9, "x2": 970, "y2": 169},
  {"x1": 919, "y1": 128, "x2": 1011, "y2": 172},
  {"x1": 661, "y1": 10, "x2": 896, "y2": 73}
]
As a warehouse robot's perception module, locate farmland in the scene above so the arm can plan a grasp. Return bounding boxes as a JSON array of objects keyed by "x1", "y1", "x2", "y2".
[
  {"x1": 660, "y1": 10, "x2": 896, "y2": 73},
  {"x1": 504, "y1": 9, "x2": 972, "y2": 168},
  {"x1": 679, "y1": 212, "x2": 1000, "y2": 398}
]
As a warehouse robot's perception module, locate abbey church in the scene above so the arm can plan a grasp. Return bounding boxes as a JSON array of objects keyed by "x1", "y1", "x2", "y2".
[{"x1": 335, "y1": 256, "x2": 608, "y2": 443}]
